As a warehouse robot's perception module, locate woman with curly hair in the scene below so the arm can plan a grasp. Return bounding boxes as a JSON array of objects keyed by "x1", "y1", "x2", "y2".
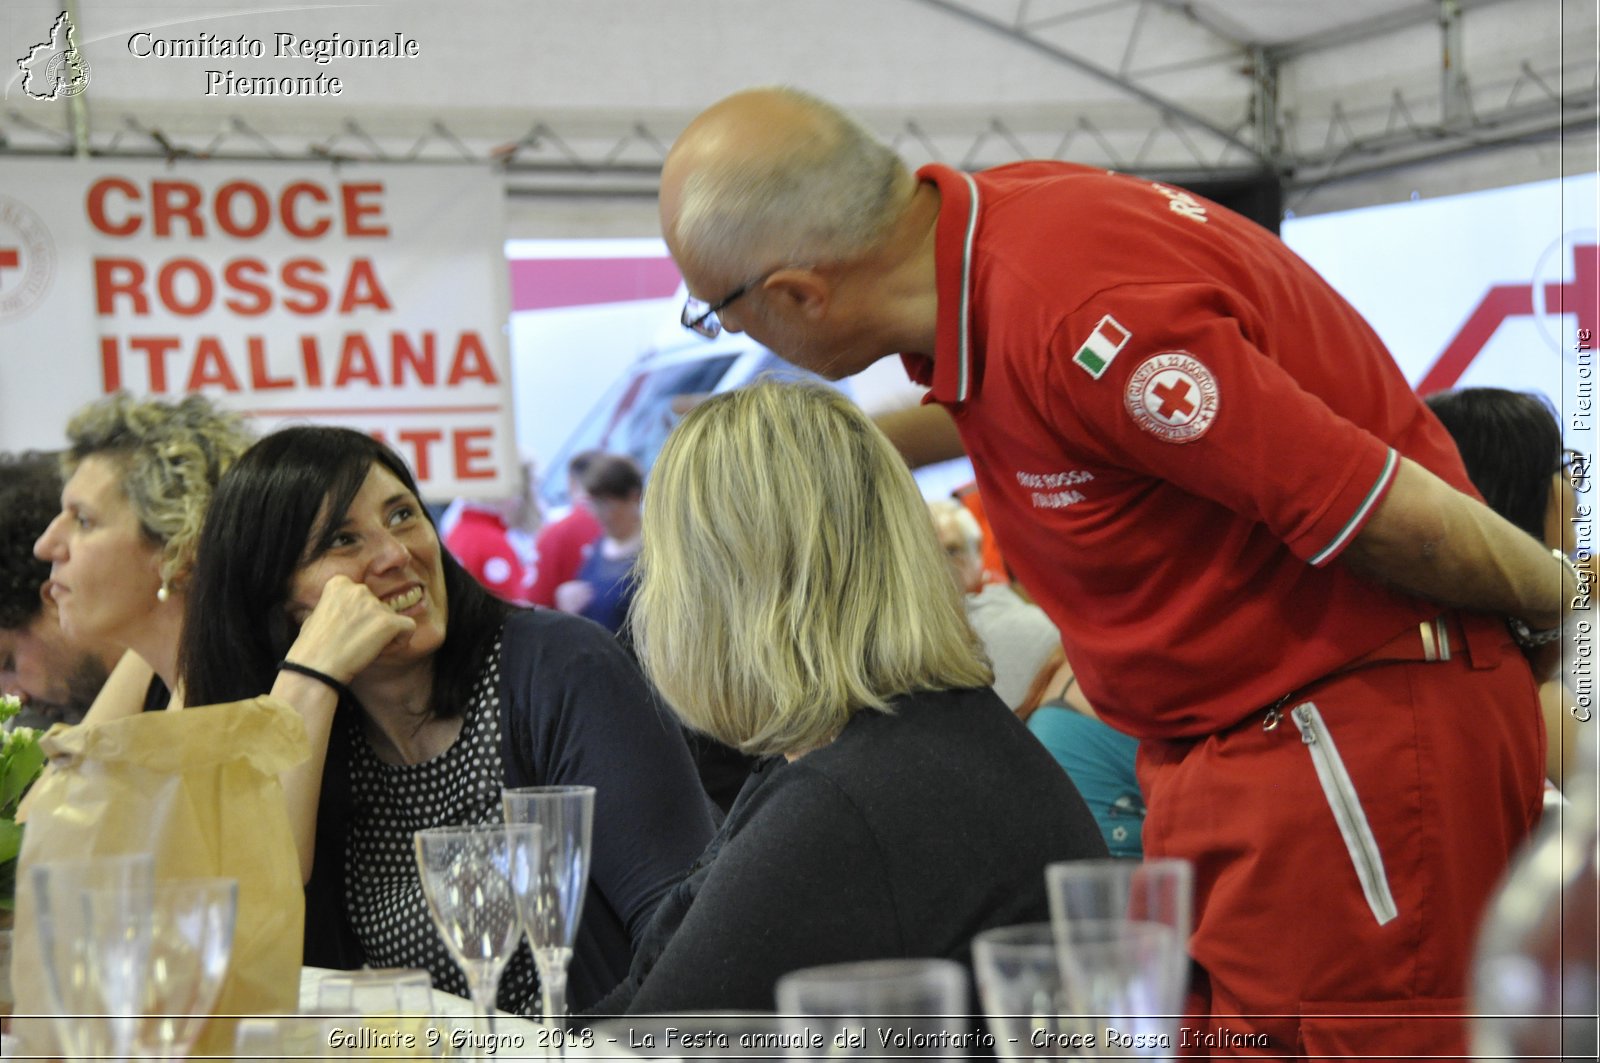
[{"x1": 32, "y1": 391, "x2": 253, "y2": 713}]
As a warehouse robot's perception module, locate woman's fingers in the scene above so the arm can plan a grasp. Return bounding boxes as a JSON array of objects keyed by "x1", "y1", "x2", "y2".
[{"x1": 287, "y1": 575, "x2": 416, "y2": 681}]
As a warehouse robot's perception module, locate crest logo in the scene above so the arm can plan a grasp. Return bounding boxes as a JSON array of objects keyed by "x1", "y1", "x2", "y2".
[
  {"x1": 0, "y1": 195, "x2": 58, "y2": 322},
  {"x1": 1124, "y1": 352, "x2": 1219, "y2": 443},
  {"x1": 17, "y1": 12, "x2": 92, "y2": 100}
]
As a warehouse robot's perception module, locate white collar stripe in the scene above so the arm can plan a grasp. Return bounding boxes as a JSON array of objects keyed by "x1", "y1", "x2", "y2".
[{"x1": 957, "y1": 172, "x2": 979, "y2": 403}]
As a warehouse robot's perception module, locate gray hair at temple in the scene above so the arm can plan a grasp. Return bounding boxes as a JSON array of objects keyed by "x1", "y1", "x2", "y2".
[
  {"x1": 671, "y1": 87, "x2": 910, "y2": 277},
  {"x1": 632, "y1": 380, "x2": 991, "y2": 757}
]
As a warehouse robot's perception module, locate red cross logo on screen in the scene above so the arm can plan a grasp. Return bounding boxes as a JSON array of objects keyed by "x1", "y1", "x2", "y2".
[
  {"x1": 0, "y1": 193, "x2": 57, "y2": 321},
  {"x1": 1418, "y1": 240, "x2": 1597, "y2": 393}
]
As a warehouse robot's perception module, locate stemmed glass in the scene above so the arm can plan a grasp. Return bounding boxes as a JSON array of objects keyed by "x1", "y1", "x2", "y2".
[
  {"x1": 31, "y1": 853, "x2": 155, "y2": 1063},
  {"x1": 414, "y1": 824, "x2": 534, "y2": 1059},
  {"x1": 137, "y1": 877, "x2": 239, "y2": 1060},
  {"x1": 502, "y1": 785, "x2": 595, "y2": 1036}
]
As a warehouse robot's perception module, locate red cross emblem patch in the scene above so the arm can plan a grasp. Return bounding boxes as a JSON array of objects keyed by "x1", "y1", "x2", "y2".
[{"x1": 1124, "y1": 352, "x2": 1219, "y2": 442}]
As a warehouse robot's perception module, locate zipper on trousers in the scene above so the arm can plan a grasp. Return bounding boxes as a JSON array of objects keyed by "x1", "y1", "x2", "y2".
[{"x1": 1290, "y1": 702, "x2": 1399, "y2": 926}]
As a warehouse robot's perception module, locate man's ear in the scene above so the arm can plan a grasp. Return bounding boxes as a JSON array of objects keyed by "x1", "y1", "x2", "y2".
[{"x1": 764, "y1": 268, "x2": 830, "y2": 318}]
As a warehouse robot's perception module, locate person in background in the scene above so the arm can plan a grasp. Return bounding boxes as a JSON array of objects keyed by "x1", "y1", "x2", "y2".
[
  {"x1": 32, "y1": 393, "x2": 253, "y2": 716},
  {"x1": 442, "y1": 460, "x2": 541, "y2": 604},
  {"x1": 1016, "y1": 645, "x2": 1145, "y2": 858},
  {"x1": 658, "y1": 86, "x2": 1558, "y2": 1054},
  {"x1": 177, "y1": 426, "x2": 715, "y2": 1015},
  {"x1": 596, "y1": 381, "x2": 1105, "y2": 1013},
  {"x1": 0, "y1": 453, "x2": 120, "y2": 728},
  {"x1": 556, "y1": 454, "x2": 644, "y2": 641},
  {"x1": 1425, "y1": 386, "x2": 1586, "y2": 787},
  {"x1": 525, "y1": 450, "x2": 605, "y2": 608},
  {"x1": 926, "y1": 498, "x2": 1058, "y2": 709}
]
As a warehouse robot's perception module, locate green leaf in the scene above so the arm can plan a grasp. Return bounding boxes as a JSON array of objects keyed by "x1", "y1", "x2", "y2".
[
  {"x1": 0, "y1": 736, "x2": 45, "y2": 812},
  {"x1": 0, "y1": 818, "x2": 21, "y2": 865}
]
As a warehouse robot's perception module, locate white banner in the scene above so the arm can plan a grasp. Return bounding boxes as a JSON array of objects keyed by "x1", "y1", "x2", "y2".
[
  {"x1": 1283, "y1": 173, "x2": 1597, "y2": 441},
  {"x1": 0, "y1": 159, "x2": 515, "y2": 498}
]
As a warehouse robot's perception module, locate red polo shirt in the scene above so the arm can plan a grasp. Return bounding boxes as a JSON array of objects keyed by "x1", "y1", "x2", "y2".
[{"x1": 902, "y1": 162, "x2": 1477, "y2": 738}]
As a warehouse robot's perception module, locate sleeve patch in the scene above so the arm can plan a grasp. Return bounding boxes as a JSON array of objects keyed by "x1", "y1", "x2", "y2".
[
  {"x1": 1123, "y1": 351, "x2": 1219, "y2": 443},
  {"x1": 1072, "y1": 314, "x2": 1132, "y2": 379}
]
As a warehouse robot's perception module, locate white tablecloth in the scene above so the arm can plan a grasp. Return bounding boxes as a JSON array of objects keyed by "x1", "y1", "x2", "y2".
[{"x1": 296, "y1": 968, "x2": 642, "y2": 1059}]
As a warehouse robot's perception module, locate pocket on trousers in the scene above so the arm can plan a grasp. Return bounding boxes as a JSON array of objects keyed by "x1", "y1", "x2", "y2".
[{"x1": 1289, "y1": 702, "x2": 1399, "y2": 926}]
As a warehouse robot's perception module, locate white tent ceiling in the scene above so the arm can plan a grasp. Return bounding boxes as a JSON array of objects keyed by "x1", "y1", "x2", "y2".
[{"x1": 2, "y1": 0, "x2": 1594, "y2": 234}]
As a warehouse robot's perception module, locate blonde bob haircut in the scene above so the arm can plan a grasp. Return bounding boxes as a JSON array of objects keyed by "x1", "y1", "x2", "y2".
[
  {"x1": 633, "y1": 380, "x2": 993, "y2": 757},
  {"x1": 63, "y1": 391, "x2": 253, "y2": 589}
]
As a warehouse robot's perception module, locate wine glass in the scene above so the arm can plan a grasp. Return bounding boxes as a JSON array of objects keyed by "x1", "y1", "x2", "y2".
[
  {"x1": 414, "y1": 824, "x2": 531, "y2": 1060},
  {"x1": 31, "y1": 853, "x2": 155, "y2": 1063},
  {"x1": 137, "y1": 877, "x2": 239, "y2": 1060},
  {"x1": 775, "y1": 958, "x2": 969, "y2": 1058},
  {"x1": 502, "y1": 785, "x2": 595, "y2": 1034}
]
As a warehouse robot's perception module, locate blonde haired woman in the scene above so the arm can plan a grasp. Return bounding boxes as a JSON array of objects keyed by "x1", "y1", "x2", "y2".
[
  {"x1": 595, "y1": 381, "x2": 1105, "y2": 1013},
  {"x1": 33, "y1": 392, "x2": 252, "y2": 713}
]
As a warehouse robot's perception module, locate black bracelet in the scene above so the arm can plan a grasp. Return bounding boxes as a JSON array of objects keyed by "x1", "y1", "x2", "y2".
[{"x1": 277, "y1": 660, "x2": 358, "y2": 705}]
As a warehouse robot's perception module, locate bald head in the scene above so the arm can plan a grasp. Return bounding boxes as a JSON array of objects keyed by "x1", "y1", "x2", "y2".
[{"x1": 661, "y1": 87, "x2": 911, "y2": 280}]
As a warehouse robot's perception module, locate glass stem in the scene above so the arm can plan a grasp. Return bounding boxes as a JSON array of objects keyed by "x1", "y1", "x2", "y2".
[
  {"x1": 537, "y1": 961, "x2": 569, "y2": 1060},
  {"x1": 468, "y1": 977, "x2": 498, "y2": 1063}
]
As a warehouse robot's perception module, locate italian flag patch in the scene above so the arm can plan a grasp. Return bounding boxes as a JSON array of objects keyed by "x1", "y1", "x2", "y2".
[{"x1": 1072, "y1": 315, "x2": 1131, "y2": 379}]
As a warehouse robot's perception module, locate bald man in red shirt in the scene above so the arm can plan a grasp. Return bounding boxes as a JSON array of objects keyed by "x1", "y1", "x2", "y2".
[{"x1": 657, "y1": 87, "x2": 1567, "y2": 1056}]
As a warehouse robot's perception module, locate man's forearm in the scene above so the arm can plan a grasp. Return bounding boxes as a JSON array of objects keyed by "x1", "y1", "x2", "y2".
[{"x1": 1340, "y1": 456, "x2": 1570, "y2": 630}]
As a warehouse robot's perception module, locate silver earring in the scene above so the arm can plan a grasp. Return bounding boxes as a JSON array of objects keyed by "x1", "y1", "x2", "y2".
[{"x1": 157, "y1": 581, "x2": 170, "y2": 603}]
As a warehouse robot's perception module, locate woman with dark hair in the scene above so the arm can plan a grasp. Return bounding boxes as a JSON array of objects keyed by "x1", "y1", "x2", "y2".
[
  {"x1": 1424, "y1": 387, "x2": 1574, "y2": 549},
  {"x1": 1424, "y1": 386, "x2": 1583, "y2": 785},
  {"x1": 178, "y1": 426, "x2": 715, "y2": 1015}
]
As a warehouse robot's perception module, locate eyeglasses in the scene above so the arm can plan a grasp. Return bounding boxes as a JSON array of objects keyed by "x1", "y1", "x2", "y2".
[
  {"x1": 1561, "y1": 448, "x2": 1589, "y2": 489},
  {"x1": 680, "y1": 267, "x2": 786, "y2": 339}
]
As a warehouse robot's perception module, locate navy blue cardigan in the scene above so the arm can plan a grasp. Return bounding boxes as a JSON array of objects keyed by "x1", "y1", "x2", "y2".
[{"x1": 301, "y1": 609, "x2": 715, "y2": 1011}]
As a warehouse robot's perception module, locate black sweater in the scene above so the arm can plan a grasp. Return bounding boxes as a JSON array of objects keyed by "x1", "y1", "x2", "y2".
[{"x1": 595, "y1": 684, "x2": 1108, "y2": 1013}]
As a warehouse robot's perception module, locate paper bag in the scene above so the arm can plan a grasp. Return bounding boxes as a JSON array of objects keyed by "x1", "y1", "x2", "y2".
[{"x1": 9, "y1": 696, "x2": 309, "y2": 1056}]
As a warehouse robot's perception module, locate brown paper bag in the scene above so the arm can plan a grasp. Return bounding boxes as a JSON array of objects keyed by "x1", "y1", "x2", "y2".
[{"x1": 9, "y1": 696, "x2": 309, "y2": 1056}]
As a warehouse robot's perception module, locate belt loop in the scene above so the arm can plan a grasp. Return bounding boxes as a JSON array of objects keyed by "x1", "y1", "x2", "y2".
[{"x1": 1420, "y1": 620, "x2": 1438, "y2": 662}]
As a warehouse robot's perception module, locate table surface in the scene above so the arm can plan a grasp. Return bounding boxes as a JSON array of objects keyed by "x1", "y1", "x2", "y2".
[{"x1": 297, "y1": 968, "x2": 645, "y2": 1060}]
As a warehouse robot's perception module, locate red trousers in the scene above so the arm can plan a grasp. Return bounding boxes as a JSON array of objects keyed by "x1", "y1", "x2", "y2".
[{"x1": 1138, "y1": 612, "x2": 1544, "y2": 1059}]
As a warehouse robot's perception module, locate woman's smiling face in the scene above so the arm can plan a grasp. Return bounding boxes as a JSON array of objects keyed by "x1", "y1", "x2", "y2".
[{"x1": 286, "y1": 462, "x2": 449, "y2": 665}]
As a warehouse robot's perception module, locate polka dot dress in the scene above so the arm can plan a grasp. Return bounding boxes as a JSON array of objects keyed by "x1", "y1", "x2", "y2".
[{"x1": 343, "y1": 636, "x2": 540, "y2": 1016}]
